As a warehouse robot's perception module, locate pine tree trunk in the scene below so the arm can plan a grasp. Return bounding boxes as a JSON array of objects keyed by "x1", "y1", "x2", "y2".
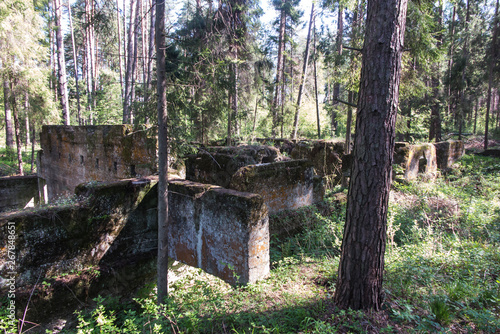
[
  {"x1": 9, "y1": 79, "x2": 24, "y2": 176},
  {"x1": 334, "y1": 0, "x2": 408, "y2": 310},
  {"x1": 292, "y1": 3, "x2": 315, "y2": 139},
  {"x1": 429, "y1": 2, "x2": 443, "y2": 142},
  {"x1": 485, "y1": 0, "x2": 499, "y2": 150},
  {"x1": 3, "y1": 79, "x2": 14, "y2": 149},
  {"x1": 156, "y1": 0, "x2": 169, "y2": 305},
  {"x1": 332, "y1": 5, "x2": 343, "y2": 137},
  {"x1": 54, "y1": 0, "x2": 70, "y2": 125},
  {"x1": 116, "y1": 0, "x2": 124, "y2": 103},
  {"x1": 272, "y1": 3, "x2": 286, "y2": 137},
  {"x1": 24, "y1": 93, "x2": 30, "y2": 150},
  {"x1": 68, "y1": 0, "x2": 82, "y2": 125},
  {"x1": 123, "y1": 0, "x2": 137, "y2": 124},
  {"x1": 313, "y1": 21, "x2": 320, "y2": 139}
]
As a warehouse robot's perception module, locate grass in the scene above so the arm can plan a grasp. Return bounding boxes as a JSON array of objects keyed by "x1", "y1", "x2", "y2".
[{"x1": 4, "y1": 152, "x2": 500, "y2": 333}]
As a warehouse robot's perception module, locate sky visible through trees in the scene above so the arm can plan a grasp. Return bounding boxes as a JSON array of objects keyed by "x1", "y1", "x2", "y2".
[{"x1": 1, "y1": 0, "x2": 499, "y2": 155}]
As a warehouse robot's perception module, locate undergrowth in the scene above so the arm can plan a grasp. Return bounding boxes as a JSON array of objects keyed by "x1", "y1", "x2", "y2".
[{"x1": 8, "y1": 153, "x2": 500, "y2": 333}]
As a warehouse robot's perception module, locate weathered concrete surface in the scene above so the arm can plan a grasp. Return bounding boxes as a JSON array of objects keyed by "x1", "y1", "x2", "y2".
[
  {"x1": 434, "y1": 140, "x2": 465, "y2": 170},
  {"x1": 0, "y1": 175, "x2": 271, "y2": 324},
  {"x1": 229, "y1": 160, "x2": 324, "y2": 214},
  {"x1": 290, "y1": 140, "x2": 346, "y2": 187},
  {"x1": 185, "y1": 145, "x2": 283, "y2": 188},
  {"x1": 394, "y1": 143, "x2": 438, "y2": 180},
  {"x1": 38, "y1": 125, "x2": 157, "y2": 201},
  {"x1": 0, "y1": 175, "x2": 39, "y2": 212},
  {"x1": 168, "y1": 180, "x2": 269, "y2": 285}
]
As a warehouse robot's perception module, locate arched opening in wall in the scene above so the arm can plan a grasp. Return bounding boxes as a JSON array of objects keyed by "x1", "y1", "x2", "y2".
[
  {"x1": 114, "y1": 162, "x2": 118, "y2": 173},
  {"x1": 80, "y1": 155, "x2": 84, "y2": 165},
  {"x1": 130, "y1": 165, "x2": 136, "y2": 177},
  {"x1": 96, "y1": 158, "x2": 99, "y2": 169}
]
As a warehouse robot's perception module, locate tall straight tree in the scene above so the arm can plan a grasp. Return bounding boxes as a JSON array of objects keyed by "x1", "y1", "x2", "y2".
[
  {"x1": 485, "y1": 0, "x2": 499, "y2": 150},
  {"x1": 334, "y1": 0, "x2": 408, "y2": 310},
  {"x1": 123, "y1": 0, "x2": 137, "y2": 124},
  {"x1": 3, "y1": 79, "x2": 14, "y2": 148},
  {"x1": 156, "y1": 0, "x2": 169, "y2": 305},
  {"x1": 67, "y1": 0, "x2": 82, "y2": 125},
  {"x1": 53, "y1": 0, "x2": 70, "y2": 125}
]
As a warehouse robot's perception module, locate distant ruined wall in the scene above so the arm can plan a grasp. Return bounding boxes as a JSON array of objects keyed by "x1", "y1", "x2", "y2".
[
  {"x1": 38, "y1": 125, "x2": 157, "y2": 201},
  {"x1": 0, "y1": 175, "x2": 39, "y2": 212},
  {"x1": 229, "y1": 160, "x2": 324, "y2": 214}
]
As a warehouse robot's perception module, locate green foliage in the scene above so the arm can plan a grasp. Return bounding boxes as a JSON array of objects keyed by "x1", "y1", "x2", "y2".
[{"x1": 30, "y1": 153, "x2": 500, "y2": 332}]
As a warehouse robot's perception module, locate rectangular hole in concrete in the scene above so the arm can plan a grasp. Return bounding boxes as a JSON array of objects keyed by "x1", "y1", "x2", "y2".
[
  {"x1": 95, "y1": 158, "x2": 99, "y2": 169},
  {"x1": 80, "y1": 155, "x2": 84, "y2": 165},
  {"x1": 130, "y1": 165, "x2": 136, "y2": 177},
  {"x1": 114, "y1": 162, "x2": 118, "y2": 173}
]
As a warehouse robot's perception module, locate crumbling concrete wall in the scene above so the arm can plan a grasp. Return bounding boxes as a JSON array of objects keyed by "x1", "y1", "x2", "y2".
[
  {"x1": 434, "y1": 140, "x2": 465, "y2": 170},
  {"x1": 0, "y1": 175, "x2": 39, "y2": 212},
  {"x1": 185, "y1": 145, "x2": 283, "y2": 188},
  {"x1": 38, "y1": 125, "x2": 157, "y2": 201},
  {"x1": 393, "y1": 140, "x2": 464, "y2": 180},
  {"x1": 290, "y1": 140, "x2": 346, "y2": 187},
  {"x1": 394, "y1": 143, "x2": 438, "y2": 180},
  {"x1": 0, "y1": 176, "x2": 270, "y2": 323},
  {"x1": 168, "y1": 180, "x2": 269, "y2": 285},
  {"x1": 229, "y1": 160, "x2": 324, "y2": 214}
]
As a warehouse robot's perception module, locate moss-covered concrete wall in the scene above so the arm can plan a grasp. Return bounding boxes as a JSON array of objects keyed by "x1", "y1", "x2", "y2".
[
  {"x1": 38, "y1": 125, "x2": 157, "y2": 201},
  {"x1": 168, "y1": 180, "x2": 270, "y2": 285},
  {"x1": 0, "y1": 175, "x2": 39, "y2": 212},
  {"x1": 229, "y1": 160, "x2": 324, "y2": 214}
]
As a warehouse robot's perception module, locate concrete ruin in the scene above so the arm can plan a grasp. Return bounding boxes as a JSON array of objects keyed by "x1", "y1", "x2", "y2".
[
  {"x1": 0, "y1": 175, "x2": 39, "y2": 212},
  {"x1": 37, "y1": 125, "x2": 157, "y2": 201},
  {"x1": 0, "y1": 125, "x2": 469, "y2": 326}
]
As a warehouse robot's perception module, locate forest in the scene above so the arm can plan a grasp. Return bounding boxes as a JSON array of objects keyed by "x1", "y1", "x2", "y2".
[{"x1": 1, "y1": 0, "x2": 500, "y2": 332}]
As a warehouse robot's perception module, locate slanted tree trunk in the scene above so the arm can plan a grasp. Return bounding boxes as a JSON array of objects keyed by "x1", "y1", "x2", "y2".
[
  {"x1": 292, "y1": 3, "x2": 315, "y2": 139},
  {"x1": 3, "y1": 79, "x2": 14, "y2": 149},
  {"x1": 54, "y1": 0, "x2": 70, "y2": 125},
  {"x1": 156, "y1": 0, "x2": 169, "y2": 305},
  {"x1": 334, "y1": 0, "x2": 408, "y2": 310}
]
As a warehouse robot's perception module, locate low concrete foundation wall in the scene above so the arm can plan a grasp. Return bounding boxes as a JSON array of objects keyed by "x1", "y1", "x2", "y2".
[
  {"x1": 229, "y1": 160, "x2": 324, "y2": 214},
  {"x1": 0, "y1": 175, "x2": 39, "y2": 212},
  {"x1": 434, "y1": 140, "x2": 465, "y2": 170}
]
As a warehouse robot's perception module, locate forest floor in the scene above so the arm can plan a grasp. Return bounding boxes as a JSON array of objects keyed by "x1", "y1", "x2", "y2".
[{"x1": 2, "y1": 137, "x2": 500, "y2": 333}]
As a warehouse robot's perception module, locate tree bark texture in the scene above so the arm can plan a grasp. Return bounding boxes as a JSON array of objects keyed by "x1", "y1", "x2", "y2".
[
  {"x1": 9, "y1": 79, "x2": 23, "y2": 176},
  {"x1": 123, "y1": 0, "x2": 137, "y2": 124},
  {"x1": 68, "y1": 0, "x2": 82, "y2": 125},
  {"x1": 485, "y1": 0, "x2": 499, "y2": 150},
  {"x1": 54, "y1": 0, "x2": 70, "y2": 125},
  {"x1": 3, "y1": 79, "x2": 14, "y2": 148},
  {"x1": 272, "y1": 2, "x2": 286, "y2": 137},
  {"x1": 334, "y1": 0, "x2": 408, "y2": 311},
  {"x1": 156, "y1": 0, "x2": 169, "y2": 305}
]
